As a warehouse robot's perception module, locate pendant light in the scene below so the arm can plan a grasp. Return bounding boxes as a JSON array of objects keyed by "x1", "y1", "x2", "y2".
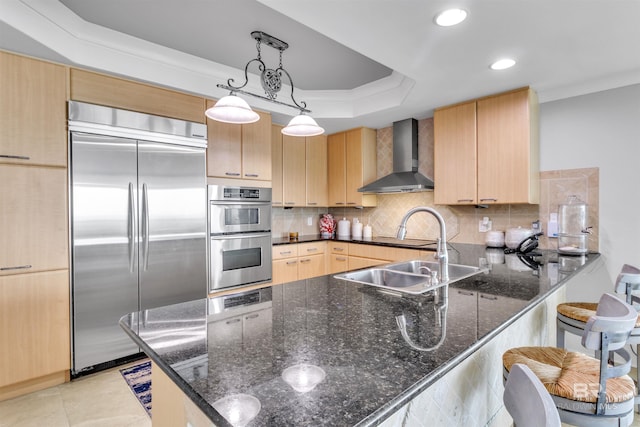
[{"x1": 209, "y1": 31, "x2": 324, "y2": 136}]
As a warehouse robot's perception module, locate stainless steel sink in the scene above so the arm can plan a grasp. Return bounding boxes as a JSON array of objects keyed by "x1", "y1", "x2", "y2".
[
  {"x1": 334, "y1": 259, "x2": 486, "y2": 295},
  {"x1": 385, "y1": 260, "x2": 485, "y2": 284}
]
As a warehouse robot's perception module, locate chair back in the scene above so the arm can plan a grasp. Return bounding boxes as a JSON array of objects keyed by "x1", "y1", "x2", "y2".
[
  {"x1": 503, "y1": 363, "x2": 561, "y2": 427},
  {"x1": 613, "y1": 264, "x2": 640, "y2": 305},
  {"x1": 582, "y1": 293, "x2": 636, "y2": 351}
]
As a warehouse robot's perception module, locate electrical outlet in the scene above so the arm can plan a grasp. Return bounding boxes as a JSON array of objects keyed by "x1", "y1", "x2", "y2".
[
  {"x1": 307, "y1": 216, "x2": 313, "y2": 226},
  {"x1": 478, "y1": 217, "x2": 492, "y2": 232}
]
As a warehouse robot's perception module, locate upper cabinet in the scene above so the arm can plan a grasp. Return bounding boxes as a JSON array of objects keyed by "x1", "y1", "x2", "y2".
[
  {"x1": 434, "y1": 87, "x2": 539, "y2": 205},
  {"x1": 206, "y1": 102, "x2": 272, "y2": 181},
  {"x1": 271, "y1": 125, "x2": 327, "y2": 207},
  {"x1": 0, "y1": 51, "x2": 67, "y2": 167},
  {"x1": 327, "y1": 127, "x2": 377, "y2": 207},
  {"x1": 70, "y1": 68, "x2": 205, "y2": 123}
]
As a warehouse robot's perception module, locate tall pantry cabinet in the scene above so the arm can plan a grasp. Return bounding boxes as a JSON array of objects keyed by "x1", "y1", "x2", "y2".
[{"x1": 0, "y1": 51, "x2": 70, "y2": 400}]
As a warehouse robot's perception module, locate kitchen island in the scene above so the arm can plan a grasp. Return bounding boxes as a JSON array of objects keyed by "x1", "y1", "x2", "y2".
[{"x1": 120, "y1": 244, "x2": 599, "y2": 427}]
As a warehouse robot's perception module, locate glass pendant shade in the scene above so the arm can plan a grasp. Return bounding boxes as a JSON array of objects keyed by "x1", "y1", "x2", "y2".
[
  {"x1": 281, "y1": 114, "x2": 324, "y2": 137},
  {"x1": 205, "y1": 95, "x2": 260, "y2": 124}
]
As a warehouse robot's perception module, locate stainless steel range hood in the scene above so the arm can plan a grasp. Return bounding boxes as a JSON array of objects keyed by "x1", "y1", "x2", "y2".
[{"x1": 358, "y1": 118, "x2": 434, "y2": 193}]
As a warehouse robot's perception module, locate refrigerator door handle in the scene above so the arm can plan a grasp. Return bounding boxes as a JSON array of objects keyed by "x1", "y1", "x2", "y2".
[
  {"x1": 142, "y1": 182, "x2": 150, "y2": 271},
  {"x1": 128, "y1": 182, "x2": 136, "y2": 273}
]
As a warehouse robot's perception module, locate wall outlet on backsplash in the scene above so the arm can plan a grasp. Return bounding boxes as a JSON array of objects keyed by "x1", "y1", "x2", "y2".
[{"x1": 478, "y1": 217, "x2": 492, "y2": 232}]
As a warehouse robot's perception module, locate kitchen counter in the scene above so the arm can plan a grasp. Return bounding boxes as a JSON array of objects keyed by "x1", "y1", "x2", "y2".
[
  {"x1": 120, "y1": 244, "x2": 598, "y2": 427},
  {"x1": 272, "y1": 234, "x2": 439, "y2": 250}
]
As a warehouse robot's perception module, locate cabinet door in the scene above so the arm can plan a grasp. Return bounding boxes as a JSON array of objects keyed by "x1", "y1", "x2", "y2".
[
  {"x1": 306, "y1": 135, "x2": 328, "y2": 206},
  {"x1": 1, "y1": 165, "x2": 68, "y2": 275},
  {"x1": 327, "y1": 132, "x2": 346, "y2": 206},
  {"x1": 0, "y1": 52, "x2": 67, "y2": 167},
  {"x1": 0, "y1": 270, "x2": 70, "y2": 387},
  {"x1": 345, "y1": 128, "x2": 377, "y2": 207},
  {"x1": 328, "y1": 254, "x2": 349, "y2": 274},
  {"x1": 434, "y1": 102, "x2": 478, "y2": 205},
  {"x1": 242, "y1": 110, "x2": 272, "y2": 180},
  {"x1": 272, "y1": 258, "x2": 298, "y2": 285},
  {"x1": 282, "y1": 135, "x2": 306, "y2": 207},
  {"x1": 206, "y1": 100, "x2": 242, "y2": 178},
  {"x1": 298, "y1": 254, "x2": 325, "y2": 280},
  {"x1": 477, "y1": 88, "x2": 537, "y2": 204},
  {"x1": 271, "y1": 125, "x2": 284, "y2": 206},
  {"x1": 348, "y1": 256, "x2": 386, "y2": 270}
]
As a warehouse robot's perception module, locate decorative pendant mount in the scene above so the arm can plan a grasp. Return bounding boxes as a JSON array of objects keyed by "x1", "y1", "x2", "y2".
[{"x1": 216, "y1": 31, "x2": 310, "y2": 114}]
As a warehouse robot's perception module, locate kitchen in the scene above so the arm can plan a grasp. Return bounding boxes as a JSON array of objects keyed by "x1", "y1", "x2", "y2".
[{"x1": 2, "y1": 1, "x2": 640, "y2": 426}]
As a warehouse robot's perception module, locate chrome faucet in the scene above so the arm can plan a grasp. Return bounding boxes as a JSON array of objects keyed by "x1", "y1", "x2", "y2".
[{"x1": 396, "y1": 206, "x2": 449, "y2": 282}]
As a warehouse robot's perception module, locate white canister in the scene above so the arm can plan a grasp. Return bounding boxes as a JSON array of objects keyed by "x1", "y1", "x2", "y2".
[
  {"x1": 485, "y1": 231, "x2": 505, "y2": 248},
  {"x1": 363, "y1": 224, "x2": 372, "y2": 240},
  {"x1": 505, "y1": 227, "x2": 535, "y2": 249},
  {"x1": 337, "y1": 218, "x2": 351, "y2": 238},
  {"x1": 352, "y1": 218, "x2": 363, "y2": 239}
]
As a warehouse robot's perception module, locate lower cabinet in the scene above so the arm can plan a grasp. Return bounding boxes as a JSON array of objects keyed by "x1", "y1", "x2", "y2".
[
  {"x1": 328, "y1": 242, "x2": 349, "y2": 274},
  {"x1": 0, "y1": 270, "x2": 70, "y2": 400},
  {"x1": 272, "y1": 242, "x2": 327, "y2": 285}
]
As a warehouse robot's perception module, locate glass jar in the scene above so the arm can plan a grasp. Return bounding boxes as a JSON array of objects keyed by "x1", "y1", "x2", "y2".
[{"x1": 557, "y1": 195, "x2": 589, "y2": 255}]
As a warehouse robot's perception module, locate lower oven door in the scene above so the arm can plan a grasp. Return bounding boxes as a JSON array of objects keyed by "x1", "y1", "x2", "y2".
[{"x1": 210, "y1": 232, "x2": 272, "y2": 291}]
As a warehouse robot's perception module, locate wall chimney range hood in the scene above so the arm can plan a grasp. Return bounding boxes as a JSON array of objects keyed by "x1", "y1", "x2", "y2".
[{"x1": 358, "y1": 118, "x2": 435, "y2": 193}]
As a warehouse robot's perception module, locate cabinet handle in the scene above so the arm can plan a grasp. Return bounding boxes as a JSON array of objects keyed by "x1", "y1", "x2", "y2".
[
  {"x1": 286, "y1": 260, "x2": 297, "y2": 265},
  {"x1": 480, "y1": 294, "x2": 498, "y2": 301},
  {"x1": 285, "y1": 202, "x2": 296, "y2": 205},
  {"x1": 0, "y1": 264, "x2": 32, "y2": 271},
  {"x1": 335, "y1": 202, "x2": 345, "y2": 205},
  {"x1": 457, "y1": 199, "x2": 474, "y2": 203},
  {"x1": 0, "y1": 154, "x2": 30, "y2": 160},
  {"x1": 225, "y1": 172, "x2": 241, "y2": 176},
  {"x1": 306, "y1": 248, "x2": 318, "y2": 252},
  {"x1": 273, "y1": 201, "x2": 283, "y2": 205},
  {"x1": 244, "y1": 173, "x2": 259, "y2": 177},
  {"x1": 333, "y1": 247, "x2": 344, "y2": 252},
  {"x1": 347, "y1": 202, "x2": 357, "y2": 205},
  {"x1": 336, "y1": 257, "x2": 347, "y2": 261},
  {"x1": 479, "y1": 198, "x2": 498, "y2": 202},
  {"x1": 279, "y1": 251, "x2": 292, "y2": 255},
  {"x1": 226, "y1": 318, "x2": 241, "y2": 324},
  {"x1": 300, "y1": 259, "x2": 311, "y2": 263},
  {"x1": 245, "y1": 313, "x2": 260, "y2": 320},
  {"x1": 457, "y1": 290, "x2": 475, "y2": 296},
  {"x1": 307, "y1": 202, "x2": 317, "y2": 205}
]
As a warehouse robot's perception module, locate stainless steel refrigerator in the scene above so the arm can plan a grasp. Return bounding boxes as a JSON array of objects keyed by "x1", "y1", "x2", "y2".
[{"x1": 69, "y1": 101, "x2": 208, "y2": 375}]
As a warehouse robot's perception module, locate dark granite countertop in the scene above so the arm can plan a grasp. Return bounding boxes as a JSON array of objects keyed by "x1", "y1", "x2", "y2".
[
  {"x1": 272, "y1": 234, "x2": 439, "y2": 250},
  {"x1": 120, "y1": 244, "x2": 599, "y2": 427}
]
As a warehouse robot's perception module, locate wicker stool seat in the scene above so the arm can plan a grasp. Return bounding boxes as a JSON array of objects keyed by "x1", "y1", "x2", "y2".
[
  {"x1": 504, "y1": 293, "x2": 638, "y2": 426},
  {"x1": 504, "y1": 346, "x2": 636, "y2": 404},
  {"x1": 558, "y1": 302, "x2": 640, "y2": 328}
]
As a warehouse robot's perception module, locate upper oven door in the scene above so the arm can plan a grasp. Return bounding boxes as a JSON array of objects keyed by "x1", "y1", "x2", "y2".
[{"x1": 209, "y1": 202, "x2": 272, "y2": 234}]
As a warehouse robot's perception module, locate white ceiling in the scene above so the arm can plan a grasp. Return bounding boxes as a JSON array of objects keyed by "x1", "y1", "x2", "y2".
[{"x1": 2, "y1": 0, "x2": 640, "y2": 134}]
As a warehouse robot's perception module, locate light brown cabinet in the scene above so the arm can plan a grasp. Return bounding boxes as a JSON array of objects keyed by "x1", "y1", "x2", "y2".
[
  {"x1": 271, "y1": 242, "x2": 326, "y2": 284},
  {"x1": 0, "y1": 165, "x2": 68, "y2": 276},
  {"x1": 206, "y1": 104, "x2": 272, "y2": 181},
  {"x1": 0, "y1": 270, "x2": 70, "y2": 399},
  {"x1": 434, "y1": 87, "x2": 539, "y2": 205},
  {"x1": 272, "y1": 127, "x2": 328, "y2": 207},
  {"x1": 328, "y1": 242, "x2": 349, "y2": 274},
  {"x1": 0, "y1": 51, "x2": 67, "y2": 167},
  {"x1": 282, "y1": 135, "x2": 306, "y2": 206},
  {"x1": 327, "y1": 128, "x2": 377, "y2": 207},
  {"x1": 70, "y1": 68, "x2": 205, "y2": 123}
]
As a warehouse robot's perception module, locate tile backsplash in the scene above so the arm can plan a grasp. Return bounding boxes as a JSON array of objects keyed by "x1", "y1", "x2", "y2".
[{"x1": 273, "y1": 117, "x2": 599, "y2": 252}]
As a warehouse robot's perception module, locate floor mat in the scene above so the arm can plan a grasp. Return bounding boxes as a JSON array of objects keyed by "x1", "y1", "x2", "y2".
[{"x1": 120, "y1": 360, "x2": 152, "y2": 417}]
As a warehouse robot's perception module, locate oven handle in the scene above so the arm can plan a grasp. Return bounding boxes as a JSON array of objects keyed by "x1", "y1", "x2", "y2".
[{"x1": 210, "y1": 232, "x2": 272, "y2": 240}]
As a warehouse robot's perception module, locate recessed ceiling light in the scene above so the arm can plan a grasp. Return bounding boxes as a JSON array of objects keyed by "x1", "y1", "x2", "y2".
[
  {"x1": 434, "y1": 8, "x2": 468, "y2": 27},
  {"x1": 490, "y1": 59, "x2": 516, "y2": 70}
]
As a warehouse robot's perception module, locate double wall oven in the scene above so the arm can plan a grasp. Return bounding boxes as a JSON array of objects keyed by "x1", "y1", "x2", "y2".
[{"x1": 208, "y1": 184, "x2": 272, "y2": 291}]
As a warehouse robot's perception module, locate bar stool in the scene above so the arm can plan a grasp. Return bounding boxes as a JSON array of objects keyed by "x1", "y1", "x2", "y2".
[
  {"x1": 503, "y1": 363, "x2": 561, "y2": 427},
  {"x1": 557, "y1": 264, "x2": 640, "y2": 411},
  {"x1": 503, "y1": 293, "x2": 637, "y2": 426}
]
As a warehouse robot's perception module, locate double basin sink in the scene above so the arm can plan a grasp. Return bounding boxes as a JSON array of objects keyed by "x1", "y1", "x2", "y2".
[{"x1": 334, "y1": 259, "x2": 486, "y2": 295}]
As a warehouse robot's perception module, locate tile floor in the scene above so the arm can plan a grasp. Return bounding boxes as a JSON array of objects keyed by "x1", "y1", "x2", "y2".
[
  {"x1": 0, "y1": 362, "x2": 151, "y2": 427},
  {"x1": 1, "y1": 365, "x2": 640, "y2": 427}
]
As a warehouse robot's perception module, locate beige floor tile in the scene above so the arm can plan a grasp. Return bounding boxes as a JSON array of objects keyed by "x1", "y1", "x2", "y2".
[
  {"x1": 0, "y1": 386, "x2": 70, "y2": 427},
  {"x1": 58, "y1": 369, "x2": 150, "y2": 427}
]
